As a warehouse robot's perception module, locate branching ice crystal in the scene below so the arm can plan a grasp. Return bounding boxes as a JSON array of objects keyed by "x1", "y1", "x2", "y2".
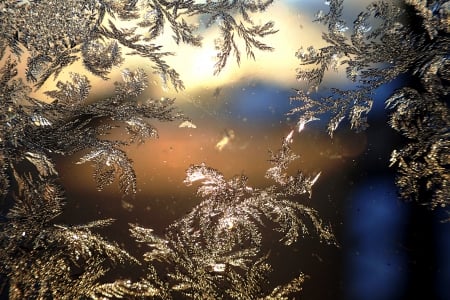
[
  {"x1": 1, "y1": 0, "x2": 277, "y2": 90},
  {"x1": 91, "y1": 133, "x2": 334, "y2": 299},
  {"x1": 0, "y1": 59, "x2": 183, "y2": 199},
  {"x1": 4, "y1": 0, "x2": 446, "y2": 298},
  {"x1": 291, "y1": 0, "x2": 449, "y2": 213},
  {"x1": 0, "y1": 0, "x2": 286, "y2": 297},
  {"x1": 292, "y1": 0, "x2": 405, "y2": 135},
  {"x1": 0, "y1": 56, "x2": 183, "y2": 297},
  {"x1": 0, "y1": 171, "x2": 137, "y2": 299}
]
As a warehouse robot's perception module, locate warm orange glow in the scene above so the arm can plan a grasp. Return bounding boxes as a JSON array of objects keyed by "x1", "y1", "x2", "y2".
[
  {"x1": 59, "y1": 118, "x2": 367, "y2": 196},
  {"x1": 7, "y1": 1, "x2": 371, "y2": 196}
]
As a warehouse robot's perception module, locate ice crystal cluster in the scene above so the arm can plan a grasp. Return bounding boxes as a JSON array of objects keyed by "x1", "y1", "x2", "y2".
[
  {"x1": 0, "y1": 0, "x2": 332, "y2": 298},
  {"x1": 0, "y1": 58, "x2": 181, "y2": 298},
  {"x1": 0, "y1": 0, "x2": 277, "y2": 89},
  {"x1": 0, "y1": 0, "x2": 448, "y2": 299},
  {"x1": 92, "y1": 135, "x2": 334, "y2": 299},
  {"x1": 291, "y1": 0, "x2": 449, "y2": 214}
]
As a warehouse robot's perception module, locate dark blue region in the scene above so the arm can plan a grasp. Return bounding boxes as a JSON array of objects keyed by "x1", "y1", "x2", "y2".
[
  {"x1": 371, "y1": 76, "x2": 406, "y2": 114},
  {"x1": 225, "y1": 83, "x2": 295, "y2": 124},
  {"x1": 435, "y1": 209, "x2": 450, "y2": 300},
  {"x1": 344, "y1": 178, "x2": 408, "y2": 300}
]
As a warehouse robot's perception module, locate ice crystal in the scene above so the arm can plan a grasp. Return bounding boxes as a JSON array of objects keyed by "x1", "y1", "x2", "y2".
[
  {"x1": 92, "y1": 134, "x2": 334, "y2": 299},
  {"x1": 0, "y1": 171, "x2": 137, "y2": 299},
  {"x1": 0, "y1": 59, "x2": 182, "y2": 199},
  {"x1": 0, "y1": 56, "x2": 183, "y2": 296},
  {"x1": 386, "y1": 86, "x2": 449, "y2": 209},
  {"x1": 291, "y1": 0, "x2": 449, "y2": 212},
  {"x1": 0, "y1": 0, "x2": 286, "y2": 297},
  {"x1": 1, "y1": 0, "x2": 277, "y2": 90},
  {"x1": 292, "y1": 0, "x2": 405, "y2": 134},
  {"x1": 4, "y1": 0, "x2": 447, "y2": 298}
]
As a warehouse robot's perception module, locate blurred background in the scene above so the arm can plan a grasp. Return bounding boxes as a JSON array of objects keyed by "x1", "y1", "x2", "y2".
[{"x1": 5, "y1": 0, "x2": 450, "y2": 299}]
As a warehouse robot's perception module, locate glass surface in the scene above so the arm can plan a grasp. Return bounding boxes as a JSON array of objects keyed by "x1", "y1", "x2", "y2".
[{"x1": 1, "y1": 1, "x2": 448, "y2": 299}]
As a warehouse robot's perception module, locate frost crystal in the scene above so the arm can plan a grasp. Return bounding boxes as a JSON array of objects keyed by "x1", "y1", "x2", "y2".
[
  {"x1": 0, "y1": 172, "x2": 137, "y2": 299},
  {"x1": 1, "y1": 1, "x2": 326, "y2": 298},
  {"x1": 1, "y1": 0, "x2": 277, "y2": 89},
  {"x1": 93, "y1": 134, "x2": 334, "y2": 299},
  {"x1": 0, "y1": 58, "x2": 181, "y2": 296},
  {"x1": 290, "y1": 0, "x2": 449, "y2": 213},
  {"x1": 3, "y1": 0, "x2": 446, "y2": 299}
]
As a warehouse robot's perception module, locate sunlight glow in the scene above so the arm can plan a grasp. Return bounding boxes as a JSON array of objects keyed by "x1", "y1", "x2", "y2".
[{"x1": 158, "y1": 2, "x2": 329, "y2": 96}]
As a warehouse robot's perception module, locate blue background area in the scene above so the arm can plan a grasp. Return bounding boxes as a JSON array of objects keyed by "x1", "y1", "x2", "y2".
[
  {"x1": 224, "y1": 79, "x2": 450, "y2": 299},
  {"x1": 435, "y1": 209, "x2": 450, "y2": 300},
  {"x1": 345, "y1": 178, "x2": 408, "y2": 300},
  {"x1": 227, "y1": 83, "x2": 294, "y2": 123}
]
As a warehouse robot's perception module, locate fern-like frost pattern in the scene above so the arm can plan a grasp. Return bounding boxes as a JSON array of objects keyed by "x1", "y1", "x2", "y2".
[
  {"x1": 1, "y1": 0, "x2": 277, "y2": 89},
  {"x1": 2, "y1": 0, "x2": 447, "y2": 298},
  {"x1": 0, "y1": 58, "x2": 181, "y2": 297},
  {"x1": 291, "y1": 0, "x2": 449, "y2": 212},
  {"x1": 92, "y1": 133, "x2": 334, "y2": 299}
]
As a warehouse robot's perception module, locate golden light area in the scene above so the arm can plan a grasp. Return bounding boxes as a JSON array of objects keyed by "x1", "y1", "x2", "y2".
[
  {"x1": 144, "y1": 2, "x2": 331, "y2": 96},
  {"x1": 125, "y1": 0, "x2": 368, "y2": 98},
  {"x1": 11, "y1": 1, "x2": 371, "y2": 197},
  {"x1": 59, "y1": 118, "x2": 368, "y2": 196},
  {"x1": 23, "y1": 1, "x2": 360, "y2": 102}
]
